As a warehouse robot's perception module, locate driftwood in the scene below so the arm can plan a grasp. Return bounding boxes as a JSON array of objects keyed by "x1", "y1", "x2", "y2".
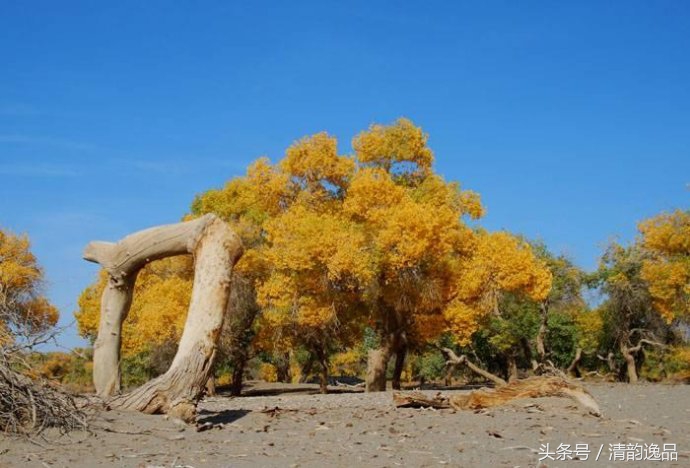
[
  {"x1": 394, "y1": 376, "x2": 601, "y2": 417},
  {"x1": 393, "y1": 391, "x2": 451, "y2": 409},
  {"x1": 84, "y1": 214, "x2": 243, "y2": 421}
]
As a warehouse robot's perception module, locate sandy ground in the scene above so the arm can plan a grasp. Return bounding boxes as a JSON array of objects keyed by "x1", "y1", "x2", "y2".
[{"x1": 1, "y1": 382, "x2": 689, "y2": 468}]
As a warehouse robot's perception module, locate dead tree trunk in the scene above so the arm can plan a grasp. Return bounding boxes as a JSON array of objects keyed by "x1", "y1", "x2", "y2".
[
  {"x1": 620, "y1": 341, "x2": 638, "y2": 383},
  {"x1": 366, "y1": 338, "x2": 393, "y2": 392},
  {"x1": 535, "y1": 303, "x2": 548, "y2": 364},
  {"x1": 84, "y1": 215, "x2": 243, "y2": 420},
  {"x1": 567, "y1": 347, "x2": 583, "y2": 377},
  {"x1": 441, "y1": 348, "x2": 507, "y2": 387}
]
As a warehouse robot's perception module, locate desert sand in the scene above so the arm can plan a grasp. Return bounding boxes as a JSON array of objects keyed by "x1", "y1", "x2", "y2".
[{"x1": 1, "y1": 382, "x2": 688, "y2": 467}]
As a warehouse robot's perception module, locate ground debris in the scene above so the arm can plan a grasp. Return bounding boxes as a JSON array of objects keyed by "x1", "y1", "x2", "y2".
[
  {"x1": 260, "y1": 406, "x2": 299, "y2": 417},
  {"x1": 393, "y1": 391, "x2": 451, "y2": 409},
  {"x1": 394, "y1": 376, "x2": 602, "y2": 416},
  {"x1": 0, "y1": 363, "x2": 89, "y2": 435}
]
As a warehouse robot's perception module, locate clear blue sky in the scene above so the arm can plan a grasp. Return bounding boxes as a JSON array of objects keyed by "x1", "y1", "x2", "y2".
[{"x1": 1, "y1": 1, "x2": 688, "y2": 350}]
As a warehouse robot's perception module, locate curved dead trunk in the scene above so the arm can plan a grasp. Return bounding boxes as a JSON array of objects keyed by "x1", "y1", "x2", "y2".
[
  {"x1": 84, "y1": 215, "x2": 242, "y2": 420},
  {"x1": 620, "y1": 341, "x2": 638, "y2": 384},
  {"x1": 567, "y1": 347, "x2": 583, "y2": 377},
  {"x1": 442, "y1": 348, "x2": 507, "y2": 387},
  {"x1": 535, "y1": 303, "x2": 548, "y2": 363}
]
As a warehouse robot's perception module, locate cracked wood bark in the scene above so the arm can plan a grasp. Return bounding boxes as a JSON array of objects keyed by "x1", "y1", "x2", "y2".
[{"x1": 83, "y1": 214, "x2": 243, "y2": 416}]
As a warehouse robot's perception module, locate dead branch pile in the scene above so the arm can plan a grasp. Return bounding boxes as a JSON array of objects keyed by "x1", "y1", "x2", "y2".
[
  {"x1": 0, "y1": 362, "x2": 88, "y2": 435},
  {"x1": 394, "y1": 376, "x2": 602, "y2": 416}
]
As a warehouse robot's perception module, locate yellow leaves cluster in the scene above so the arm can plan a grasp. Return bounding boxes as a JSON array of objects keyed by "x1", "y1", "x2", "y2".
[
  {"x1": 329, "y1": 348, "x2": 363, "y2": 377},
  {"x1": 77, "y1": 117, "x2": 555, "y2": 360},
  {"x1": 641, "y1": 259, "x2": 689, "y2": 323},
  {"x1": 444, "y1": 232, "x2": 553, "y2": 342},
  {"x1": 574, "y1": 310, "x2": 604, "y2": 352},
  {"x1": 0, "y1": 229, "x2": 59, "y2": 338},
  {"x1": 353, "y1": 118, "x2": 434, "y2": 173},
  {"x1": 0, "y1": 230, "x2": 41, "y2": 294},
  {"x1": 343, "y1": 168, "x2": 406, "y2": 223},
  {"x1": 638, "y1": 210, "x2": 690, "y2": 323},
  {"x1": 281, "y1": 132, "x2": 355, "y2": 189},
  {"x1": 443, "y1": 300, "x2": 485, "y2": 346},
  {"x1": 75, "y1": 257, "x2": 192, "y2": 357},
  {"x1": 639, "y1": 210, "x2": 690, "y2": 255},
  {"x1": 455, "y1": 231, "x2": 553, "y2": 304}
]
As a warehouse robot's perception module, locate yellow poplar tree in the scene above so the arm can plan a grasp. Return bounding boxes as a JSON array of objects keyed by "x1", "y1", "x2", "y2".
[
  {"x1": 344, "y1": 119, "x2": 485, "y2": 390},
  {"x1": 638, "y1": 209, "x2": 690, "y2": 323},
  {"x1": 0, "y1": 228, "x2": 58, "y2": 350}
]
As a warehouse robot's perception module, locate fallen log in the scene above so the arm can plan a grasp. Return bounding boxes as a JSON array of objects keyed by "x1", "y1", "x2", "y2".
[{"x1": 393, "y1": 376, "x2": 601, "y2": 417}]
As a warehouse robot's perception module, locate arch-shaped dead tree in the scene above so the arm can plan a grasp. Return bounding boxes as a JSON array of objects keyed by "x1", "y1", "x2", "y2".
[{"x1": 83, "y1": 214, "x2": 242, "y2": 421}]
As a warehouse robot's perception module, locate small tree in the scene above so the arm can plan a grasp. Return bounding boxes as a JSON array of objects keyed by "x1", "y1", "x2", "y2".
[{"x1": 1, "y1": 228, "x2": 86, "y2": 434}]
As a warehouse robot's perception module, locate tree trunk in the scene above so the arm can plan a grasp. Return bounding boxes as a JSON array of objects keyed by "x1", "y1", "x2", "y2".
[
  {"x1": 521, "y1": 336, "x2": 538, "y2": 372},
  {"x1": 567, "y1": 347, "x2": 582, "y2": 377},
  {"x1": 507, "y1": 352, "x2": 519, "y2": 382},
  {"x1": 315, "y1": 348, "x2": 329, "y2": 394},
  {"x1": 391, "y1": 345, "x2": 407, "y2": 390},
  {"x1": 91, "y1": 272, "x2": 137, "y2": 397},
  {"x1": 230, "y1": 358, "x2": 246, "y2": 396},
  {"x1": 205, "y1": 376, "x2": 216, "y2": 396},
  {"x1": 535, "y1": 303, "x2": 548, "y2": 363},
  {"x1": 219, "y1": 272, "x2": 259, "y2": 398},
  {"x1": 85, "y1": 215, "x2": 243, "y2": 420},
  {"x1": 366, "y1": 341, "x2": 393, "y2": 392},
  {"x1": 299, "y1": 354, "x2": 315, "y2": 384},
  {"x1": 620, "y1": 341, "x2": 638, "y2": 384}
]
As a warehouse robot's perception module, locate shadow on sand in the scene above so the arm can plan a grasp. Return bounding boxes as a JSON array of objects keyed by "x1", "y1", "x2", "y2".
[{"x1": 196, "y1": 409, "x2": 250, "y2": 425}]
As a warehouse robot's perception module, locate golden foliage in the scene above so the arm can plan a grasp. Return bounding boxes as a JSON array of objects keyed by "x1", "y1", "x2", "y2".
[
  {"x1": 444, "y1": 231, "x2": 553, "y2": 343},
  {"x1": 258, "y1": 362, "x2": 278, "y2": 382},
  {"x1": 76, "y1": 118, "x2": 552, "y2": 365},
  {"x1": 75, "y1": 257, "x2": 192, "y2": 357},
  {"x1": 281, "y1": 132, "x2": 355, "y2": 189},
  {"x1": 639, "y1": 210, "x2": 690, "y2": 255},
  {"x1": 353, "y1": 118, "x2": 434, "y2": 174},
  {"x1": 638, "y1": 210, "x2": 690, "y2": 323},
  {"x1": 329, "y1": 348, "x2": 364, "y2": 377},
  {"x1": 0, "y1": 229, "x2": 59, "y2": 341},
  {"x1": 574, "y1": 310, "x2": 604, "y2": 352}
]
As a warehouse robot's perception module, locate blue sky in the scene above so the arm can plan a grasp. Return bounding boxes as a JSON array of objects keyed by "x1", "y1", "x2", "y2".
[{"x1": 1, "y1": 1, "x2": 688, "y2": 350}]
